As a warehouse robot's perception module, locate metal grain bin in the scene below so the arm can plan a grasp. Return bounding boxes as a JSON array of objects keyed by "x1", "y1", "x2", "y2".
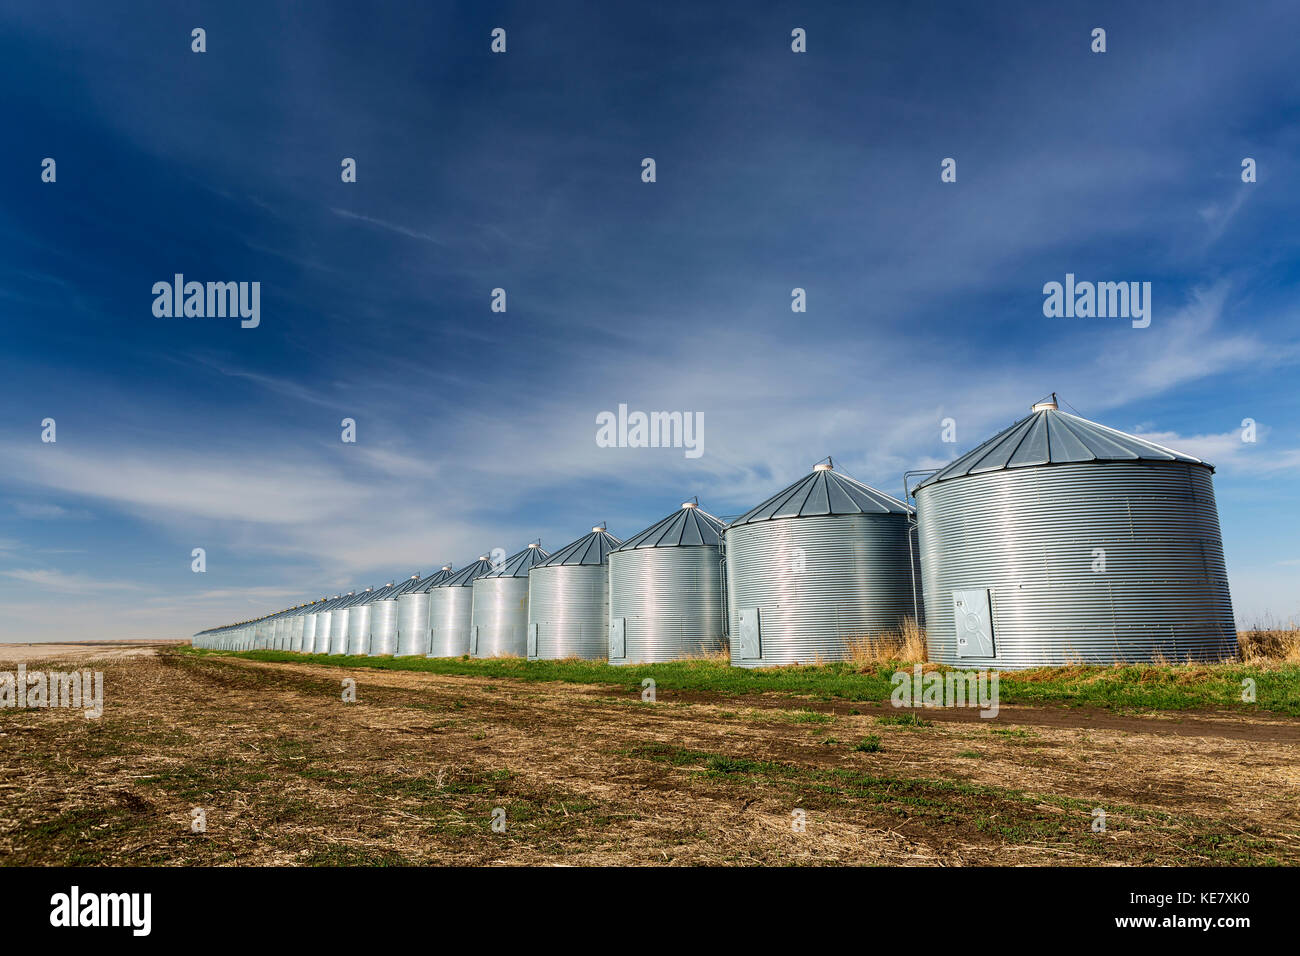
[
  {"x1": 470, "y1": 543, "x2": 551, "y2": 657},
  {"x1": 317, "y1": 595, "x2": 349, "y2": 652},
  {"x1": 429, "y1": 557, "x2": 495, "y2": 657},
  {"x1": 528, "y1": 527, "x2": 622, "y2": 660},
  {"x1": 300, "y1": 599, "x2": 327, "y2": 653},
  {"x1": 396, "y1": 566, "x2": 453, "y2": 656},
  {"x1": 369, "y1": 574, "x2": 425, "y2": 655},
  {"x1": 608, "y1": 501, "x2": 727, "y2": 664},
  {"x1": 348, "y1": 585, "x2": 391, "y2": 655},
  {"x1": 913, "y1": 396, "x2": 1237, "y2": 668},
  {"x1": 725, "y1": 462, "x2": 919, "y2": 668},
  {"x1": 328, "y1": 591, "x2": 360, "y2": 654}
]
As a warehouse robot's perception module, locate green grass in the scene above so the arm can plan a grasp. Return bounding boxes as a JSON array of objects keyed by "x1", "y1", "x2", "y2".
[
  {"x1": 853, "y1": 735, "x2": 882, "y2": 753},
  {"x1": 177, "y1": 647, "x2": 1300, "y2": 717},
  {"x1": 876, "y1": 712, "x2": 933, "y2": 728}
]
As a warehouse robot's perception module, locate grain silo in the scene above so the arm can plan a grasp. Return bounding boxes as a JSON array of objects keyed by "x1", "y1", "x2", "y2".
[
  {"x1": 278, "y1": 610, "x2": 295, "y2": 650},
  {"x1": 527, "y1": 527, "x2": 622, "y2": 660},
  {"x1": 608, "y1": 501, "x2": 727, "y2": 664},
  {"x1": 470, "y1": 543, "x2": 551, "y2": 657},
  {"x1": 347, "y1": 585, "x2": 389, "y2": 655},
  {"x1": 299, "y1": 599, "x2": 328, "y2": 653},
  {"x1": 428, "y1": 557, "x2": 495, "y2": 657},
  {"x1": 286, "y1": 606, "x2": 302, "y2": 650},
  {"x1": 313, "y1": 597, "x2": 338, "y2": 653},
  {"x1": 913, "y1": 396, "x2": 1237, "y2": 668},
  {"x1": 255, "y1": 616, "x2": 275, "y2": 649},
  {"x1": 369, "y1": 574, "x2": 426, "y2": 655},
  {"x1": 725, "y1": 461, "x2": 919, "y2": 667},
  {"x1": 328, "y1": 591, "x2": 360, "y2": 654},
  {"x1": 395, "y1": 566, "x2": 453, "y2": 656},
  {"x1": 271, "y1": 612, "x2": 287, "y2": 650},
  {"x1": 304, "y1": 596, "x2": 339, "y2": 653}
]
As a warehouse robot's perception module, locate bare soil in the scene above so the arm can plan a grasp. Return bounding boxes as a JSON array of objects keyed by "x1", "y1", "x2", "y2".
[{"x1": 0, "y1": 645, "x2": 1295, "y2": 865}]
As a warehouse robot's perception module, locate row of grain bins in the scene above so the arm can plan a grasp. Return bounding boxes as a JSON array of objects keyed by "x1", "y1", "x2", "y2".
[{"x1": 193, "y1": 398, "x2": 1238, "y2": 667}]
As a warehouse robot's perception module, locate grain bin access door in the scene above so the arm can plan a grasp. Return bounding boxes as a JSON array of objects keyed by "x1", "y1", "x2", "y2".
[
  {"x1": 527, "y1": 623, "x2": 538, "y2": 658},
  {"x1": 953, "y1": 589, "x2": 995, "y2": 658},
  {"x1": 735, "y1": 607, "x2": 761, "y2": 660},
  {"x1": 609, "y1": 618, "x2": 625, "y2": 659},
  {"x1": 469, "y1": 625, "x2": 479, "y2": 656}
]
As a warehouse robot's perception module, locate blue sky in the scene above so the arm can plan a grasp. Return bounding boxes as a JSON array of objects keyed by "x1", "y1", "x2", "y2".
[{"x1": 2, "y1": 0, "x2": 1298, "y2": 640}]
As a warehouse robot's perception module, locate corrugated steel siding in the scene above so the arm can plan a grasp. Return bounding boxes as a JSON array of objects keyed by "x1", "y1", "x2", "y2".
[
  {"x1": 329, "y1": 609, "x2": 351, "y2": 654},
  {"x1": 315, "y1": 612, "x2": 333, "y2": 652},
  {"x1": 608, "y1": 546, "x2": 724, "y2": 664},
  {"x1": 301, "y1": 614, "x2": 318, "y2": 653},
  {"x1": 396, "y1": 593, "x2": 430, "y2": 656},
  {"x1": 289, "y1": 615, "x2": 304, "y2": 652},
  {"x1": 428, "y1": 587, "x2": 474, "y2": 657},
  {"x1": 527, "y1": 565, "x2": 609, "y2": 660},
  {"x1": 347, "y1": 605, "x2": 372, "y2": 655},
  {"x1": 470, "y1": 577, "x2": 529, "y2": 657},
  {"x1": 724, "y1": 513, "x2": 920, "y2": 668},
  {"x1": 369, "y1": 600, "x2": 399, "y2": 655},
  {"x1": 917, "y1": 461, "x2": 1238, "y2": 668}
]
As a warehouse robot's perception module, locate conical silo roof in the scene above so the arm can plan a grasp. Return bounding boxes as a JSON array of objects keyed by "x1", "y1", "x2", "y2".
[
  {"x1": 479, "y1": 543, "x2": 552, "y2": 578},
  {"x1": 616, "y1": 502, "x2": 726, "y2": 550},
  {"x1": 333, "y1": 589, "x2": 364, "y2": 608},
  {"x1": 382, "y1": 573, "x2": 428, "y2": 599},
  {"x1": 731, "y1": 462, "x2": 911, "y2": 526},
  {"x1": 438, "y1": 557, "x2": 496, "y2": 587},
  {"x1": 413, "y1": 566, "x2": 455, "y2": 591},
  {"x1": 540, "y1": 527, "x2": 622, "y2": 566},
  {"x1": 915, "y1": 397, "x2": 1211, "y2": 490}
]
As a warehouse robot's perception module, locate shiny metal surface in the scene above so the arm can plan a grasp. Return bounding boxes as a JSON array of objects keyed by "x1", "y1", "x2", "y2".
[
  {"x1": 300, "y1": 612, "x2": 319, "y2": 653},
  {"x1": 469, "y1": 577, "x2": 531, "y2": 657},
  {"x1": 917, "y1": 460, "x2": 1238, "y2": 667},
  {"x1": 367, "y1": 575, "x2": 422, "y2": 655},
  {"x1": 608, "y1": 545, "x2": 725, "y2": 664},
  {"x1": 347, "y1": 603, "x2": 373, "y2": 655},
  {"x1": 368, "y1": 600, "x2": 399, "y2": 655},
  {"x1": 526, "y1": 529, "x2": 620, "y2": 660},
  {"x1": 725, "y1": 513, "x2": 919, "y2": 668},
  {"x1": 427, "y1": 561, "x2": 494, "y2": 657},
  {"x1": 917, "y1": 401, "x2": 1207, "y2": 489},
  {"x1": 395, "y1": 592, "x2": 430, "y2": 656},
  {"x1": 470, "y1": 544, "x2": 550, "y2": 658},
  {"x1": 332, "y1": 606, "x2": 353, "y2": 658},
  {"x1": 527, "y1": 565, "x2": 609, "y2": 660}
]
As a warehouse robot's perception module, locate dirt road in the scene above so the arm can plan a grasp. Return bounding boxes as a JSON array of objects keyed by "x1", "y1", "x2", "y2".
[{"x1": 0, "y1": 645, "x2": 1295, "y2": 865}]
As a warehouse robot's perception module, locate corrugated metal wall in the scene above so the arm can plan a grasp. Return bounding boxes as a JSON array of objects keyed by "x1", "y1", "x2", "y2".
[
  {"x1": 608, "y1": 546, "x2": 724, "y2": 664},
  {"x1": 917, "y1": 461, "x2": 1237, "y2": 667}
]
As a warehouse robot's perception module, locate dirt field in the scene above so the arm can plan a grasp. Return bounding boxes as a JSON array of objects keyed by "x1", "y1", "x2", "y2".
[
  {"x1": 0, "y1": 644, "x2": 1296, "y2": 865},
  {"x1": 0, "y1": 641, "x2": 184, "y2": 665}
]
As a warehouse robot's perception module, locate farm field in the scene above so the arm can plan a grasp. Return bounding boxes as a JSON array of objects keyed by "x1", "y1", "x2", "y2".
[{"x1": 1, "y1": 643, "x2": 1297, "y2": 866}]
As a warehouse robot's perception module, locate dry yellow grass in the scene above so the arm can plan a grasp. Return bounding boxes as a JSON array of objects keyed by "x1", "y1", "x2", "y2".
[
  {"x1": 1239, "y1": 624, "x2": 1300, "y2": 665},
  {"x1": 845, "y1": 617, "x2": 928, "y2": 665}
]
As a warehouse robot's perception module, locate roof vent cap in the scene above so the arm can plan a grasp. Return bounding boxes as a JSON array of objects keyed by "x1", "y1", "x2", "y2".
[
  {"x1": 1031, "y1": 392, "x2": 1059, "y2": 412},
  {"x1": 813, "y1": 462, "x2": 833, "y2": 472}
]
